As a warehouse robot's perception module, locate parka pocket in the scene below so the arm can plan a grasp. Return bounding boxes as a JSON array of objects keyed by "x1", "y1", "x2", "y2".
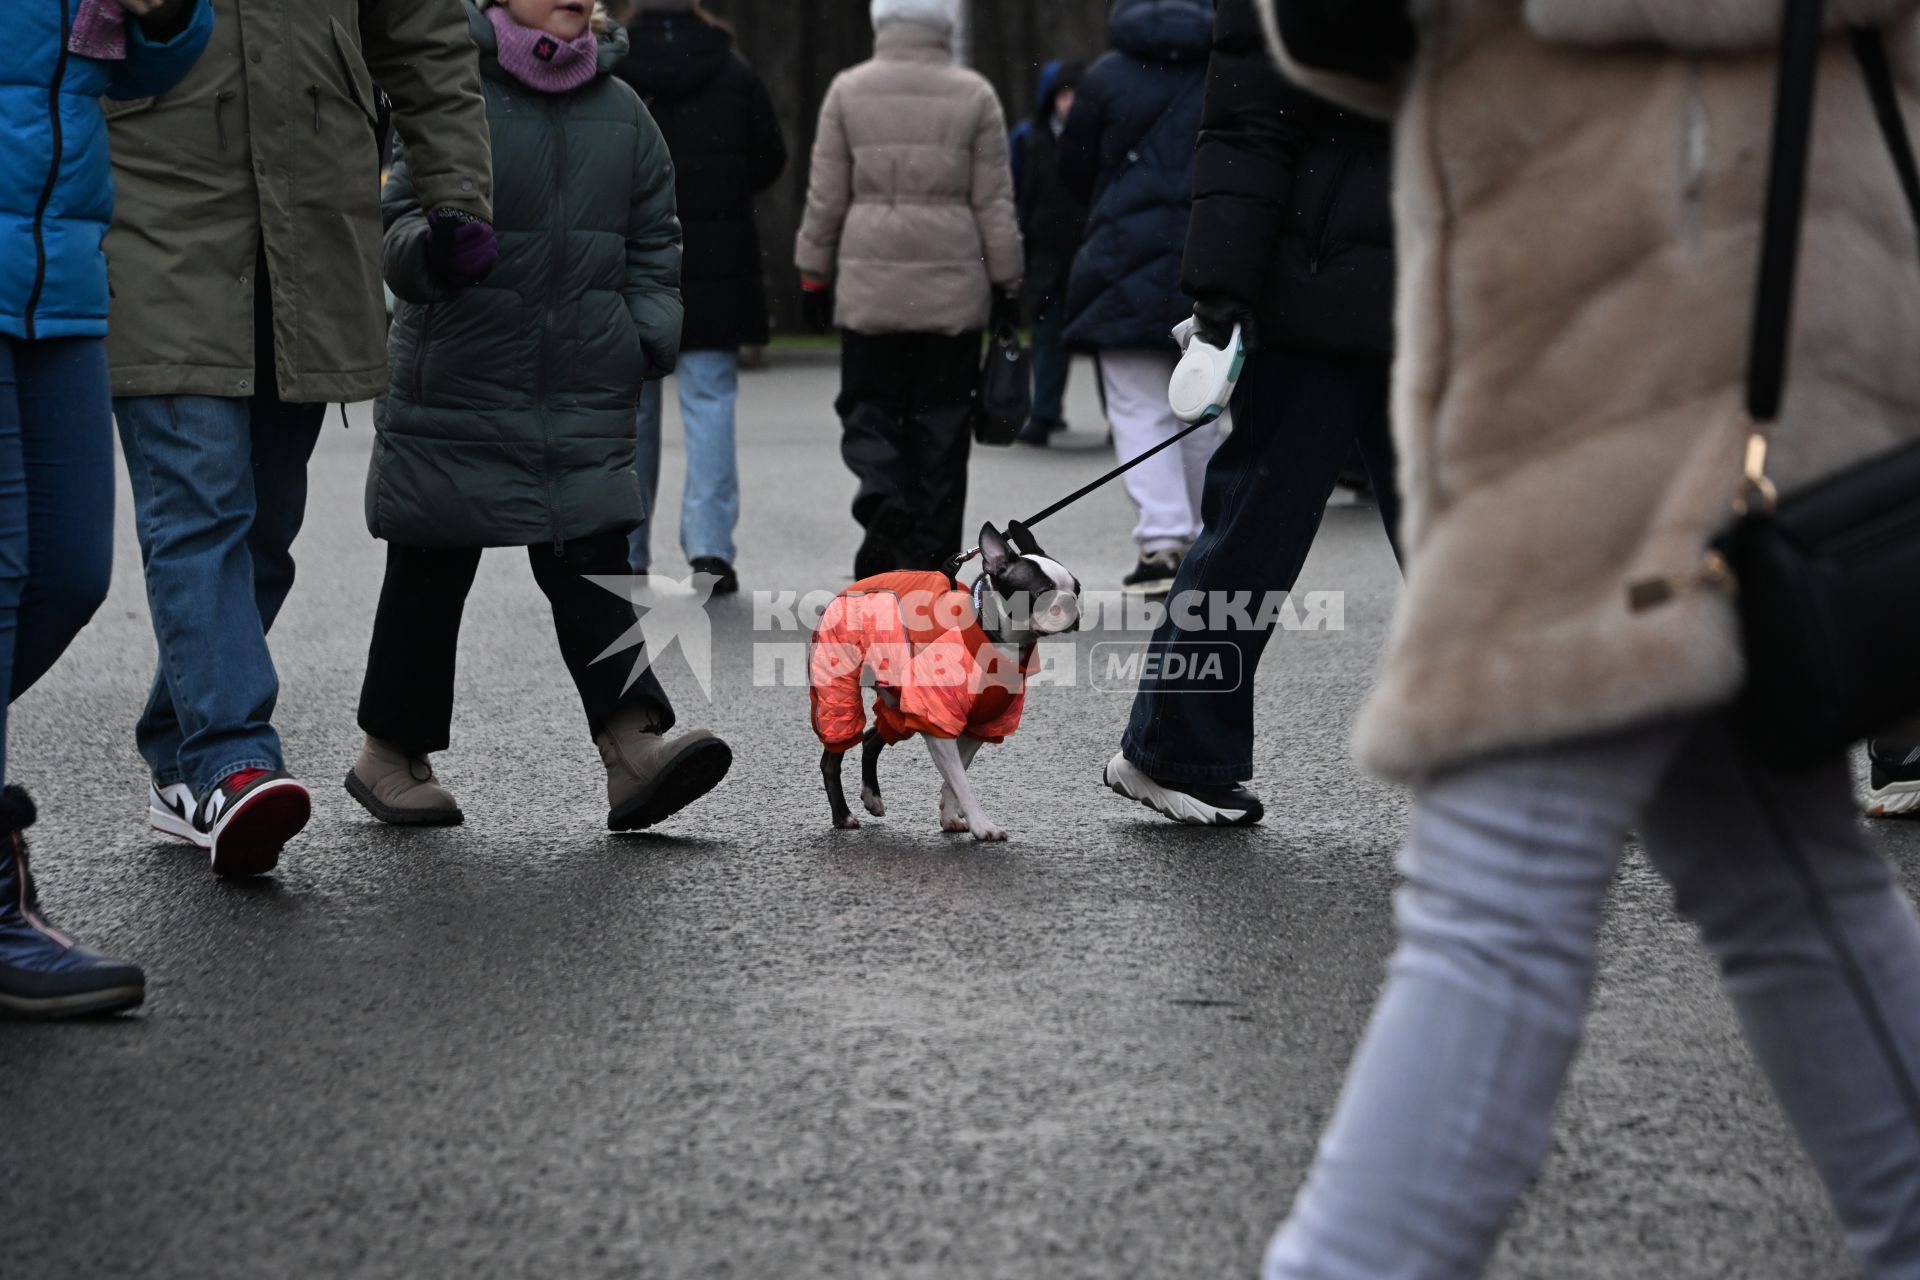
[
  {"x1": 328, "y1": 18, "x2": 380, "y2": 127},
  {"x1": 102, "y1": 96, "x2": 158, "y2": 121}
]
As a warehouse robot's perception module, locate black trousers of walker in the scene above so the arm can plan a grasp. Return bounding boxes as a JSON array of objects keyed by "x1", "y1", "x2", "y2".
[
  {"x1": 357, "y1": 531, "x2": 673, "y2": 756},
  {"x1": 835, "y1": 330, "x2": 981, "y2": 577}
]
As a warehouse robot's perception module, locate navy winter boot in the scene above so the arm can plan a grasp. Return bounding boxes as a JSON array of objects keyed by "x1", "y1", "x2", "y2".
[{"x1": 0, "y1": 787, "x2": 145, "y2": 1018}]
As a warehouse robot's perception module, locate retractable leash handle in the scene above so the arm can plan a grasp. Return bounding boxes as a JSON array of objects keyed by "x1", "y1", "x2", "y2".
[{"x1": 1168, "y1": 317, "x2": 1246, "y2": 425}]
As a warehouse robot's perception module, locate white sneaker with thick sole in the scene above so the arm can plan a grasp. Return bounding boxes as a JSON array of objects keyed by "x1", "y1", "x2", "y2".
[
  {"x1": 1868, "y1": 778, "x2": 1920, "y2": 818},
  {"x1": 1102, "y1": 752, "x2": 1265, "y2": 827},
  {"x1": 149, "y1": 781, "x2": 209, "y2": 849}
]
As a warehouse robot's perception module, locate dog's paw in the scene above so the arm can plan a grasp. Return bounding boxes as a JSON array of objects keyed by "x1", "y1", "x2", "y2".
[
  {"x1": 861, "y1": 786, "x2": 885, "y2": 818},
  {"x1": 834, "y1": 815, "x2": 862, "y2": 831},
  {"x1": 941, "y1": 815, "x2": 970, "y2": 834},
  {"x1": 970, "y1": 820, "x2": 1009, "y2": 843}
]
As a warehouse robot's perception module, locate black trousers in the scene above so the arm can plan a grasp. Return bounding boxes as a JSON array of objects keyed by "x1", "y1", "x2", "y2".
[
  {"x1": 1122, "y1": 346, "x2": 1403, "y2": 784},
  {"x1": 835, "y1": 330, "x2": 980, "y2": 577},
  {"x1": 357, "y1": 531, "x2": 672, "y2": 755}
]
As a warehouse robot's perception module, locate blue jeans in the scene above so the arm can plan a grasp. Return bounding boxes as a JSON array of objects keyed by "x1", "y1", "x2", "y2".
[
  {"x1": 1031, "y1": 301, "x2": 1071, "y2": 424},
  {"x1": 0, "y1": 337, "x2": 115, "y2": 789},
  {"x1": 113, "y1": 394, "x2": 323, "y2": 796},
  {"x1": 1268, "y1": 716, "x2": 1920, "y2": 1279},
  {"x1": 630, "y1": 349, "x2": 740, "y2": 573},
  {"x1": 1122, "y1": 347, "x2": 1401, "y2": 783}
]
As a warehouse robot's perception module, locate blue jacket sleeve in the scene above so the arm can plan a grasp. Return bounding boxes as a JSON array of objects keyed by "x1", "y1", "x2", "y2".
[{"x1": 107, "y1": 0, "x2": 215, "y2": 103}]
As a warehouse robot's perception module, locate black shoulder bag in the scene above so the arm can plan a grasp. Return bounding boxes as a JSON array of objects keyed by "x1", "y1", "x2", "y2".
[
  {"x1": 1707, "y1": 0, "x2": 1920, "y2": 769},
  {"x1": 974, "y1": 314, "x2": 1033, "y2": 447}
]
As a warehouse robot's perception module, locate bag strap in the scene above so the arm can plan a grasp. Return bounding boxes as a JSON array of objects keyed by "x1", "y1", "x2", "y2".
[
  {"x1": 1747, "y1": 0, "x2": 1827, "y2": 426},
  {"x1": 1751, "y1": 4, "x2": 1920, "y2": 423},
  {"x1": 1852, "y1": 28, "x2": 1920, "y2": 248}
]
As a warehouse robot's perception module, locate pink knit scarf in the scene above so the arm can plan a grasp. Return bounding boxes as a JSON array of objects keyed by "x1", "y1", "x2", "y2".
[
  {"x1": 69, "y1": 0, "x2": 129, "y2": 61},
  {"x1": 485, "y1": 7, "x2": 603, "y2": 94}
]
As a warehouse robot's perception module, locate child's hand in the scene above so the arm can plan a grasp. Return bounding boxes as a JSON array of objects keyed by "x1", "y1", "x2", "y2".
[{"x1": 426, "y1": 209, "x2": 499, "y2": 291}]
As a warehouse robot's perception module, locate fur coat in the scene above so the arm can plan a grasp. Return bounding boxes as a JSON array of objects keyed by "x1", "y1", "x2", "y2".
[{"x1": 1266, "y1": 0, "x2": 1920, "y2": 780}]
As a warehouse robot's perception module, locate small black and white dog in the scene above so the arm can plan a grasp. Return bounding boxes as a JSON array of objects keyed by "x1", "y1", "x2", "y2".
[{"x1": 816, "y1": 523, "x2": 1082, "y2": 842}]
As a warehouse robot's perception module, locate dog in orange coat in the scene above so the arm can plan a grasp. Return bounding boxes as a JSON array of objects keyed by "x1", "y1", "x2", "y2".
[{"x1": 811, "y1": 523, "x2": 1082, "y2": 841}]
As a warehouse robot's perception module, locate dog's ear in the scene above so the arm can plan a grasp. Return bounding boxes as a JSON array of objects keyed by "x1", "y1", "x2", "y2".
[
  {"x1": 979, "y1": 523, "x2": 1013, "y2": 575},
  {"x1": 1006, "y1": 519, "x2": 1045, "y2": 558}
]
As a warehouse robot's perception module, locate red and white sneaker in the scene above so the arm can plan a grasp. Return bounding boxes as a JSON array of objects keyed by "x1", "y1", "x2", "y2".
[{"x1": 191, "y1": 769, "x2": 310, "y2": 877}]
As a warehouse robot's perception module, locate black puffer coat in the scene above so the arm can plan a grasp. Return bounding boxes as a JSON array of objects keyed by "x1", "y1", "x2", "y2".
[
  {"x1": 1181, "y1": 0, "x2": 1393, "y2": 356},
  {"x1": 1059, "y1": 0, "x2": 1215, "y2": 352},
  {"x1": 372, "y1": 7, "x2": 682, "y2": 550},
  {"x1": 615, "y1": 11, "x2": 785, "y2": 351}
]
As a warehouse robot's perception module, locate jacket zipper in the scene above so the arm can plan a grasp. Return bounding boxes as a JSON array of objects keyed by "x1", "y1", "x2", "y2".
[
  {"x1": 543, "y1": 95, "x2": 567, "y2": 556},
  {"x1": 25, "y1": 0, "x2": 74, "y2": 342},
  {"x1": 1307, "y1": 152, "x2": 1354, "y2": 277}
]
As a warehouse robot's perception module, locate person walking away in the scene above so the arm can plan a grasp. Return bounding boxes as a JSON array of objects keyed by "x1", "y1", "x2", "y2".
[
  {"x1": 1010, "y1": 60, "x2": 1088, "y2": 448},
  {"x1": 615, "y1": 0, "x2": 786, "y2": 596},
  {"x1": 1060, "y1": 0, "x2": 1218, "y2": 598},
  {"x1": 350, "y1": 0, "x2": 732, "y2": 834},
  {"x1": 795, "y1": 0, "x2": 1024, "y2": 579},
  {"x1": 1253, "y1": 2, "x2": 1920, "y2": 1277},
  {"x1": 0, "y1": 0, "x2": 212, "y2": 1016},
  {"x1": 1103, "y1": 0, "x2": 1399, "y2": 827},
  {"x1": 105, "y1": 0, "x2": 495, "y2": 877}
]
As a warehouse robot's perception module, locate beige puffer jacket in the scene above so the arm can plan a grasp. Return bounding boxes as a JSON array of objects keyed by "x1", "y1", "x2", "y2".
[
  {"x1": 795, "y1": 22, "x2": 1023, "y2": 335},
  {"x1": 1269, "y1": 0, "x2": 1920, "y2": 781}
]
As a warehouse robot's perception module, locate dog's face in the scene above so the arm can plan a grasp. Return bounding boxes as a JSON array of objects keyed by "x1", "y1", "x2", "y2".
[{"x1": 978, "y1": 523, "x2": 1082, "y2": 640}]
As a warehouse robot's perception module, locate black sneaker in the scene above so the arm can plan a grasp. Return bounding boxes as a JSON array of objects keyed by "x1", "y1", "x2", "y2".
[
  {"x1": 0, "y1": 788, "x2": 146, "y2": 1019},
  {"x1": 689, "y1": 556, "x2": 739, "y2": 597},
  {"x1": 193, "y1": 769, "x2": 311, "y2": 877},
  {"x1": 1123, "y1": 550, "x2": 1184, "y2": 599},
  {"x1": 1867, "y1": 739, "x2": 1920, "y2": 818},
  {"x1": 1103, "y1": 752, "x2": 1264, "y2": 827},
  {"x1": 1015, "y1": 416, "x2": 1067, "y2": 447}
]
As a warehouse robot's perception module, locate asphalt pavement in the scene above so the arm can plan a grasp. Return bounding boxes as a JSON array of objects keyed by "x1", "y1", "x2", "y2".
[{"x1": 6, "y1": 356, "x2": 1914, "y2": 1279}]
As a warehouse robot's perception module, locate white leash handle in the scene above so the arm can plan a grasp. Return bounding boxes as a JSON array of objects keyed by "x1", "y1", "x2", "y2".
[{"x1": 1168, "y1": 317, "x2": 1246, "y2": 426}]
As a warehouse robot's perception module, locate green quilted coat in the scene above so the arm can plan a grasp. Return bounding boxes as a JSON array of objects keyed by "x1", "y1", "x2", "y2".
[{"x1": 369, "y1": 3, "x2": 682, "y2": 549}]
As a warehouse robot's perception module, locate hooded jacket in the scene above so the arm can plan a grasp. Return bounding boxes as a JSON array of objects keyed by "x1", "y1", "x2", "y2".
[
  {"x1": 1011, "y1": 61, "x2": 1091, "y2": 313},
  {"x1": 104, "y1": 0, "x2": 492, "y2": 403},
  {"x1": 795, "y1": 18, "x2": 1024, "y2": 336},
  {"x1": 1267, "y1": 0, "x2": 1920, "y2": 780},
  {"x1": 2, "y1": 1, "x2": 212, "y2": 343},
  {"x1": 369, "y1": 3, "x2": 681, "y2": 550},
  {"x1": 614, "y1": 9, "x2": 786, "y2": 351},
  {"x1": 1060, "y1": 0, "x2": 1216, "y2": 352},
  {"x1": 1183, "y1": 0, "x2": 1392, "y2": 356}
]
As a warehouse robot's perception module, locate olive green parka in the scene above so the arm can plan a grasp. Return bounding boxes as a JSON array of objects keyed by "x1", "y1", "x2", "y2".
[
  {"x1": 105, "y1": 0, "x2": 494, "y2": 403},
  {"x1": 367, "y1": 4, "x2": 682, "y2": 550}
]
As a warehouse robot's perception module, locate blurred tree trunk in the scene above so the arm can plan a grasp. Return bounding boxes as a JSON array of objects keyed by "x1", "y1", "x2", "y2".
[{"x1": 698, "y1": 0, "x2": 1116, "y2": 335}]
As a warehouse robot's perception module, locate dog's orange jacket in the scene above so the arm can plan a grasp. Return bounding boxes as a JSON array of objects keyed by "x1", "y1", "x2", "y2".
[{"x1": 810, "y1": 571, "x2": 1032, "y2": 754}]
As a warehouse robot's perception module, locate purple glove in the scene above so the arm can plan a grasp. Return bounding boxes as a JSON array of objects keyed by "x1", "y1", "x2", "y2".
[{"x1": 426, "y1": 208, "x2": 499, "y2": 290}]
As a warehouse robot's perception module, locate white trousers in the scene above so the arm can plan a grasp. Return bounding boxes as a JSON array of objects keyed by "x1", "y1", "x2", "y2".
[{"x1": 1098, "y1": 351, "x2": 1220, "y2": 552}]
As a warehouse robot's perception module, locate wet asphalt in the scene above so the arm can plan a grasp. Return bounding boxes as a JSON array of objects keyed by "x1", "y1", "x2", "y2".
[{"x1": 5, "y1": 356, "x2": 1914, "y2": 1279}]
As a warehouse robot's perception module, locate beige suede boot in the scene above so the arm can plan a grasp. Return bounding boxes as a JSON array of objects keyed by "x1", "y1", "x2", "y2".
[
  {"x1": 345, "y1": 736, "x2": 464, "y2": 827},
  {"x1": 594, "y1": 708, "x2": 733, "y2": 832}
]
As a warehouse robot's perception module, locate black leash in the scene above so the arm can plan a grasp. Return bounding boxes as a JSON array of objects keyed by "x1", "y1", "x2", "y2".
[{"x1": 947, "y1": 416, "x2": 1218, "y2": 573}]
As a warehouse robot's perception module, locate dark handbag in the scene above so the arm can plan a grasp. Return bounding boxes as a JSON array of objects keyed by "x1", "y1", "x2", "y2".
[
  {"x1": 974, "y1": 315, "x2": 1033, "y2": 447},
  {"x1": 1705, "y1": 0, "x2": 1920, "y2": 769}
]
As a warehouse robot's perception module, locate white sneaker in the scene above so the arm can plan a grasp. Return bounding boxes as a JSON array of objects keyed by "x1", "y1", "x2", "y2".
[
  {"x1": 1102, "y1": 752, "x2": 1265, "y2": 827},
  {"x1": 149, "y1": 781, "x2": 210, "y2": 849}
]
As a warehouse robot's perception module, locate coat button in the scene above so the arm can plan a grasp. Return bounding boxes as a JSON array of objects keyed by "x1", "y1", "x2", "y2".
[
  {"x1": 461, "y1": 178, "x2": 476, "y2": 192},
  {"x1": 238, "y1": 380, "x2": 250, "y2": 390}
]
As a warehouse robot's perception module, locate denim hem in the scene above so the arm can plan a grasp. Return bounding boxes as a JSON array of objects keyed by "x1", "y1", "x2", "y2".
[
  {"x1": 150, "y1": 769, "x2": 185, "y2": 789},
  {"x1": 200, "y1": 758, "x2": 280, "y2": 793},
  {"x1": 1119, "y1": 731, "x2": 1253, "y2": 786}
]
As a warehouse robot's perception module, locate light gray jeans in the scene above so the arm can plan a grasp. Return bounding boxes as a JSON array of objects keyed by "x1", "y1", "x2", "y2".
[{"x1": 1267, "y1": 714, "x2": 1920, "y2": 1278}]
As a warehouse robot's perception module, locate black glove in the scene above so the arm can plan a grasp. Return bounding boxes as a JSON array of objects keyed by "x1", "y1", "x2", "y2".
[
  {"x1": 425, "y1": 208, "x2": 499, "y2": 292},
  {"x1": 1191, "y1": 296, "x2": 1257, "y2": 352},
  {"x1": 801, "y1": 282, "x2": 836, "y2": 334},
  {"x1": 989, "y1": 287, "x2": 1023, "y2": 335}
]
